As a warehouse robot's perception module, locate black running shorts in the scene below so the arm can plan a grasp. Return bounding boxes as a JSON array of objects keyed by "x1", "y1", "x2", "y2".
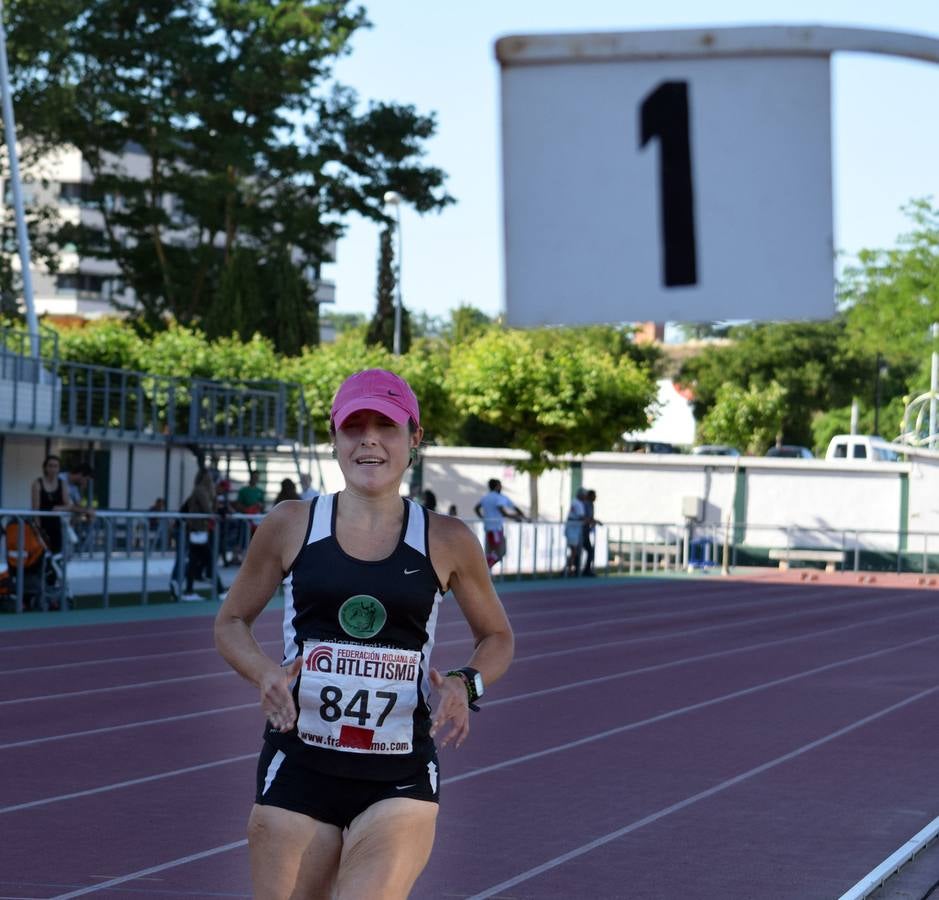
[{"x1": 254, "y1": 740, "x2": 440, "y2": 829}]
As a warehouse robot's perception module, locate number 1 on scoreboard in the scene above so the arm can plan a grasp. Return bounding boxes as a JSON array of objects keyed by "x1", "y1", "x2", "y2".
[{"x1": 640, "y1": 80, "x2": 698, "y2": 288}]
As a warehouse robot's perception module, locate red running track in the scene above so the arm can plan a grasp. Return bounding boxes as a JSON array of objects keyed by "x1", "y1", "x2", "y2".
[{"x1": 1, "y1": 577, "x2": 939, "y2": 899}]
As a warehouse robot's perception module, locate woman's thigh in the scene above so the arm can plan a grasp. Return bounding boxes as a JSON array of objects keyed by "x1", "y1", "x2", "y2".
[
  {"x1": 248, "y1": 803, "x2": 343, "y2": 900},
  {"x1": 336, "y1": 797, "x2": 438, "y2": 899}
]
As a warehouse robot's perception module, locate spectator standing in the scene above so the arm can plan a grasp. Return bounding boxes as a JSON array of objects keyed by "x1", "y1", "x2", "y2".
[
  {"x1": 581, "y1": 489, "x2": 601, "y2": 577},
  {"x1": 474, "y1": 478, "x2": 527, "y2": 569},
  {"x1": 31, "y1": 457, "x2": 94, "y2": 555},
  {"x1": 447, "y1": 503, "x2": 459, "y2": 516},
  {"x1": 274, "y1": 478, "x2": 300, "y2": 505},
  {"x1": 233, "y1": 470, "x2": 266, "y2": 562},
  {"x1": 30, "y1": 455, "x2": 69, "y2": 555},
  {"x1": 563, "y1": 488, "x2": 588, "y2": 577},
  {"x1": 236, "y1": 470, "x2": 266, "y2": 514},
  {"x1": 298, "y1": 473, "x2": 319, "y2": 501},
  {"x1": 421, "y1": 489, "x2": 437, "y2": 511},
  {"x1": 178, "y1": 469, "x2": 224, "y2": 602}
]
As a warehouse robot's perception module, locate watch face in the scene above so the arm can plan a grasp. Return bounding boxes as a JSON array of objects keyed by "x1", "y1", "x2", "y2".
[{"x1": 472, "y1": 671, "x2": 484, "y2": 698}]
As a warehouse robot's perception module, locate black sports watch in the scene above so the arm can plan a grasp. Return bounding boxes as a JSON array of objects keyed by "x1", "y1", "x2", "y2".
[{"x1": 447, "y1": 666, "x2": 484, "y2": 711}]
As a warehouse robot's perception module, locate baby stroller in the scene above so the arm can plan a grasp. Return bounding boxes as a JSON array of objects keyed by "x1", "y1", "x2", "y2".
[{"x1": 1, "y1": 517, "x2": 70, "y2": 611}]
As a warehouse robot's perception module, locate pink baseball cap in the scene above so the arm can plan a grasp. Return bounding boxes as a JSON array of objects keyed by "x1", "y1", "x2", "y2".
[{"x1": 330, "y1": 369, "x2": 420, "y2": 430}]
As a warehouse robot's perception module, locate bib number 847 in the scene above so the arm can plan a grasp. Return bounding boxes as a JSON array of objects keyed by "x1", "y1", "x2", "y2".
[{"x1": 319, "y1": 686, "x2": 397, "y2": 728}]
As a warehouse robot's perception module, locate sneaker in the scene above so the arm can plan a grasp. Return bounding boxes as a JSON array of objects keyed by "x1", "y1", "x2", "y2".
[{"x1": 180, "y1": 592, "x2": 204, "y2": 602}]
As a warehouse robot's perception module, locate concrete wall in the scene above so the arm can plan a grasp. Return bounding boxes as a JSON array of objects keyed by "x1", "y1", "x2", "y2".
[{"x1": 3, "y1": 438, "x2": 937, "y2": 554}]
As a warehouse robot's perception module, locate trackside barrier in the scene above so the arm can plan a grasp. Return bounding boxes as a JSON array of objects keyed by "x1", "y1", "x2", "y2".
[
  {"x1": 3, "y1": 511, "x2": 939, "y2": 612},
  {"x1": 0, "y1": 509, "x2": 264, "y2": 614},
  {"x1": 838, "y1": 814, "x2": 939, "y2": 899}
]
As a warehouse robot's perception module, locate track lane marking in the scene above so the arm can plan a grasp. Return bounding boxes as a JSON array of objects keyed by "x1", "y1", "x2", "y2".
[
  {"x1": 465, "y1": 680, "x2": 939, "y2": 899},
  {"x1": 1, "y1": 588, "x2": 927, "y2": 707},
  {"x1": 0, "y1": 754, "x2": 256, "y2": 814},
  {"x1": 38, "y1": 672, "x2": 939, "y2": 898},
  {"x1": 5, "y1": 618, "x2": 937, "y2": 810},
  {"x1": 3, "y1": 606, "x2": 936, "y2": 751},
  {"x1": 48, "y1": 840, "x2": 250, "y2": 900},
  {"x1": 0, "y1": 585, "x2": 920, "y2": 679}
]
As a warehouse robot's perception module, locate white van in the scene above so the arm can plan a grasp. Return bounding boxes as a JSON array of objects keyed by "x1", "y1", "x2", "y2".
[{"x1": 825, "y1": 435, "x2": 902, "y2": 462}]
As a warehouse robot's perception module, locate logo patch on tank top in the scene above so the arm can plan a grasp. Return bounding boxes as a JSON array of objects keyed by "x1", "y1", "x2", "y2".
[{"x1": 338, "y1": 594, "x2": 387, "y2": 638}]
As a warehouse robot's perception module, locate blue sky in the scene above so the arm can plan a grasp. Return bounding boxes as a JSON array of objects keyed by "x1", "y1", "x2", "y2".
[{"x1": 329, "y1": 1, "x2": 939, "y2": 324}]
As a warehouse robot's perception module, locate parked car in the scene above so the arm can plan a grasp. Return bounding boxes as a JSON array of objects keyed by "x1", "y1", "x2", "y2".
[
  {"x1": 765, "y1": 445, "x2": 814, "y2": 459},
  {"x1": 621, "y1": 440, "x2": 683, "y2": 454},
  {"x1": 824, "y1": 434, "x2": 901, "y2": 462},
  {"x1": 691, "y1": 445, "x2": 741, "y2": 457}
]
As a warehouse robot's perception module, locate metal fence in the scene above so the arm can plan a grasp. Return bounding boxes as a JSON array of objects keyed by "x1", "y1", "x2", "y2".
[
  {"x1": 0, "y1": 508, "x2": 263, "y2": 613},
  {"x1": 0, "y1": 324, "x2": 312, "y2": 445},
  {"x1": 2, "y1": 510, "x2": 938, "y2": 614}
]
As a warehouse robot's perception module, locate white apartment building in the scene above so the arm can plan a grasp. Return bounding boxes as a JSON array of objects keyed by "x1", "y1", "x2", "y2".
[{"x1": 2, "y1": 142, "x2": 336, "y2": 320}]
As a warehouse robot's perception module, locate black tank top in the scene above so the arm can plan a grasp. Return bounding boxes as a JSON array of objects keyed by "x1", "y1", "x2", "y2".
[
  {"x1": 264, "y1": 493, "x2": 445, "y2": 780},
  {"x1": 36, "y1": 477, "x2": 64, "y2": 512}
]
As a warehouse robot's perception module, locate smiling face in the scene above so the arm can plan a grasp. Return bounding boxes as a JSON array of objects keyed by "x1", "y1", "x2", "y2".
[{"x1": 334, "y1": 409, "x2": 422, "y2": 495}]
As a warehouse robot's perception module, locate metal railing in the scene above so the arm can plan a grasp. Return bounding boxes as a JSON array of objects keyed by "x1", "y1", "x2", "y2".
[
  {"x1": 0, "y1": 323, "x2": 312, "y2": 446},
  {"x1": 3, "y1": 510, "x2": 938, "y2": 614},
  {"x1": 0, "y1": 508, "x2": 264, "y2": 613}
]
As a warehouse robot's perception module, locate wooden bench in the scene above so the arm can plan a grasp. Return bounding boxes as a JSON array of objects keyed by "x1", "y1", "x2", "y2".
[{"x1": 768, "y1": 548, "x2": 844, "y2": 573}]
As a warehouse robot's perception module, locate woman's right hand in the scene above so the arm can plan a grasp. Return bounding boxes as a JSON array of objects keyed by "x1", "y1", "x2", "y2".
[{"x1": 259, "y1": 657, "x2": 302, "y2": 732}]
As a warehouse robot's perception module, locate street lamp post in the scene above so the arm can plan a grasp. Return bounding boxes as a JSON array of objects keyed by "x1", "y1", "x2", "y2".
[
  {"x1": 383, "y1": 190, "x2": 403, "y2": 355},
  {"x1": 0, "y1": 0, "x2": 39, "y2": 356}
]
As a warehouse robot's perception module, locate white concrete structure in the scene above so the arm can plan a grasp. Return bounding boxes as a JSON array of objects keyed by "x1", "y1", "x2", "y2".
[
  {"x1": 622, "y1": 378, "x2": 696, "y2": 447},
  {"x1": 3, "y1": 436, "x2": 933, "y2": 561},
  {"x1": 2, "y1": 143, "x2": 336, "y2": 320}
]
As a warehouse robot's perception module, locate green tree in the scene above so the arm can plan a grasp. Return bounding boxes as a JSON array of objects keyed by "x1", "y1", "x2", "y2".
[
  {"x1": 265, "y1": 246, "x2": 319, "y2": 357},
  {"x1": 446, "y1": 304, "x2": 493, "y2": 344},
  {"x1": 203, "y1": 247, "x2": 264, "y2": 343},
  {"x1": 698, "y1": 380, "x2": 788, "y2": 454},
  {"x1": 838, "y1": 198, "x2": 939, "y2": 424},
  {"x1": 447, "y1": 328, "x2": 657, "y2": 515},
  {"x1": 680, "y1": 320, "x2": 869, "y2": 448},
  {"x1": 367, "y1": 224, "x2": 410, "y2": 353},
  {"x1": 7, "y1": 0, "x2": 452, "y2": 339}
]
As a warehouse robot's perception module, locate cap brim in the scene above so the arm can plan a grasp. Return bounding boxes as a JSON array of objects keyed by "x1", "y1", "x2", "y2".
[{"x1": 332, "y1": 397, "x2": 413, "y2": 430}]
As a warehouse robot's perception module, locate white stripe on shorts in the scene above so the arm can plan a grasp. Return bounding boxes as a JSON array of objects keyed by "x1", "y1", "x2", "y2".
[{"x1": 262, "y1": 749, "x2": 286, "y2": 796}]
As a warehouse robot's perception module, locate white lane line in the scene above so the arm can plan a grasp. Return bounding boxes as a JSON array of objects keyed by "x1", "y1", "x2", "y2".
[
  {"x1": 445, "y1": 630, "x2": 939, "y2": 786},
  {"x1": 497, "y1": 604, "x2": 939, "y2": 704},
  {"x1": 0, "y1": 583, "x2": 916, "y2": 681},
  {"x1": 515, "y1": 588, "x2": 924, "y2": 651},
  {"x1": 0, "y1": 670, "x2": 235, "y2": 706},
  {"x1": 465, "y1": 681, "x2": 939, "y2": 900},
  {"x1": 839, "y1": 814, "x2": 939, "y2": 899},
  {"x1": 48, "y1": 840, "x2": 249, "y2": 900},
  {"x1": 0, "y1": 702, "x2": 256, "y2": 751},
  {"x1": 0, "y1": 623, "x2": 224, "y2": 653},
  {"x1": 4, "y1": 603, "x2": 936, "y2": 753},
  {"x1": 10, "y1": 624, "x2": 937, "y2": 812},
  {"x1": 39, "y1": 675, "x2": 939, "y2": 899},
  {"x1": 0, "y1": 754, "x2": 256, "y2": 814},
  {"x1": 3, "y1": 589, "x2": 907, "y2": 706}
]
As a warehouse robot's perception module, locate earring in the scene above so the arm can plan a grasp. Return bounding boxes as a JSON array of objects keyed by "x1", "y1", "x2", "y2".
[
  {"x1": 330, "y1": 446, "x2": 337, "y2": 459},
  {"x1": 409, "y1": 448, "x2": 418, "y2": 462}
]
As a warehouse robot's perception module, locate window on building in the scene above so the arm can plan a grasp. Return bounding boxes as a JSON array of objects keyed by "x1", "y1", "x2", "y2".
[{"x1": 55, "y1": 273, "x2": 107, "y2": 295}]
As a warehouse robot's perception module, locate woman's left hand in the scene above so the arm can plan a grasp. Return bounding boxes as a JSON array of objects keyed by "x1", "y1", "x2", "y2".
[{"x1": 429, "y1": 669, "x2": 470, "y2": 749}]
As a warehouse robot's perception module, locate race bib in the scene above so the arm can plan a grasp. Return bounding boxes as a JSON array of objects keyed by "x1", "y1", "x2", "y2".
[{"x1": 296, "y1": 640, "x2": 421, "y2": 755}]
